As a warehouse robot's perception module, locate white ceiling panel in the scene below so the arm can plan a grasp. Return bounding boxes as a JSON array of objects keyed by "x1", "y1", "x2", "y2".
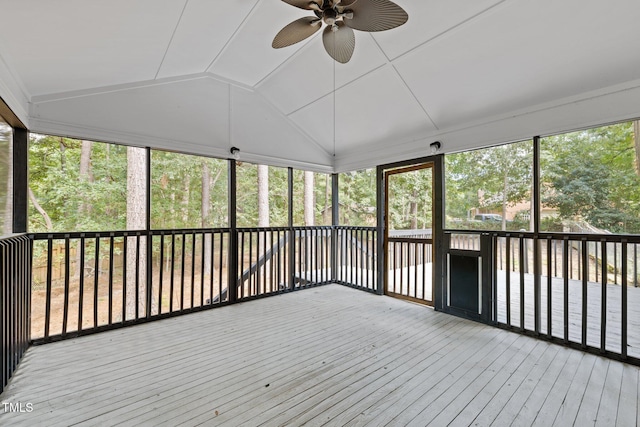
[
  {"x1": 31, "y1": 78, "x2": 230, "y2": 150},
  {"x1": 257, "y1": 32, "x2": 387, "y2": 115},
  {"x1": 208, "y1": 0, "x2": 312, "y2": 87},
  {"x1": 290, "y1": 65, "x2": 437, "y2": 154},
  {"x1": 156, "y1": 0, "x2": 260, "y2": 79},
  {"x1": 372, "y1": 0, "x2": 505, "y2": 60},
  {"x1": 0, "y1": 0, "x2": 186, "y2": 96},
  {"x1": 1, "y1": 0, "x2": 640, "y2": 171},
  {"x1": 394, "y1": 0, "x2": 640, "y2": 129},
  {"x1": 230, "y1": 87, "x2": 333, "y2": 167}
]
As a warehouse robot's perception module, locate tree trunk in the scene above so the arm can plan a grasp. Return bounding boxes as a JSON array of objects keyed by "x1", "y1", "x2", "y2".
[
  {"x1": 323, "y1": 174, "x2": 331, "y2": 225},
  {"x1": 502, "y1": 170, "x2": 508, "y2": 231},
  {"x1": 410, "y1": 189, "x2": 418, "y2": 230},
  {"x1": 202, "y1": 161, "x2": 212, "y2": 276},
  {"x1": 634, "y1": 121, "x2": 640, "y2": 176},
  {"x1": 304, "y1": 171, "x2": 314, "y2": 226},
  {"x1": 258, "y1": 165, "x2": 269, "y2": 227},
  {"x1": 181, "y1": 175, "x2": 190, "y2": 225},
  {"x1": 75, "y1": 140, "x2": 93, "y2": 278},
  {"x1": 29, "y1": 187, "x2": 53, "y2": 231},
  {"x1": 126, "y1": 147, "x2": 148, "y2": 319},
  {"x1": 79, "y1": 140, "x2": 93, "y2": 182},
  {"x1": 3, "y1": 134, "x2": 12, "y2": 235}
]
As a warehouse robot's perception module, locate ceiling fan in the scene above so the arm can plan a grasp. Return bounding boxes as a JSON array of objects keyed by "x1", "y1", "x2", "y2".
[{"x1": 272, "y1": 0, "x2": 408, "y2": 63}]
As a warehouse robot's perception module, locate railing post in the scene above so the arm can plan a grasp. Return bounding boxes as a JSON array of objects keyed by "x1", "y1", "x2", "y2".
[
  {"x1": 288, "y1": 168, "x2": 295, "y2": 290},
  {"x1": 480, "y1": 233, "x2": 493, "y2": 323},
  {"x1": 331, "y1": 173, "x2": 339, "y2": 283},
  {"x1": 145, "y1": 147, "x2": 153, "y2": 318},
  {"x1": 228, "y1": 159, "x2": 238, "y2": 304},
  {"x1": 376, "y1": 165, "x2": 384, "y2": 295}
]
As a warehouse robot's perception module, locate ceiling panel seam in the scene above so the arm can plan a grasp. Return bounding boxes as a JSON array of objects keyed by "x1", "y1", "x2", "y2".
[
  {"x1": 204, "y1": 0, "x2": 262, "y2": 73},
  {"x1": 390, "y1": 65, "x2": 438, "y2": 129},
  {"x1": 387, "y1": 0, "x2": 511, "y2": 63},
  {"x1": 367, "y1": 33, "x2": 439, "y2": 130},
  {"x1": 252, "y1": 90, "x2": 333, "y2": 159},
  {"x1": 253, "y1": 33, "x2": 321, "y2": 89},
  {"x1": 154, "y1": 0, "x2": 190, "y2": 80},
  {"x1": 284, "y1": 63, "x2": 387, "y2": 117}
]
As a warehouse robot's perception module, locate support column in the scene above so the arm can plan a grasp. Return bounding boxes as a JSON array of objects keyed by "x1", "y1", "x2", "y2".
[
  {"x1": 228, "y1": 159, "x2": 238, "y2": 303},
  {"x1": 331, "y1": 173, "x2": 339, "y2": 283},
  {"x1": 376, "y1": 166, "x2": 384, "y2": 295},
  {"x1": 12, "y1": 128, "x2": 28, "y2": 233},
  {"x1": 288, "y1": 167, "x2": 295, "y2": 290}
]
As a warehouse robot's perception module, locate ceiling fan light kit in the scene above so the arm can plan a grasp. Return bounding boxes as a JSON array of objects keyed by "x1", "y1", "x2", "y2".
[{"x1": 272, "y1": 0, "x2": 408, "y2": 63}]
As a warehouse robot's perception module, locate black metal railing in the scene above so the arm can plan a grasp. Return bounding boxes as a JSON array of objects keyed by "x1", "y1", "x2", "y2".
[
  {"x1": 291, "y1": 227, "x2": 333, "y2": 290},
  {"x1": 1, "y1": 234, "x2": 31, "y2": 394},
  {"x1": 335, "y1": 226, "x2": 377, "y2": 292},
  {"x1": 30, "y1": 229, "x2": 230, "y2": 342},
  {"x1": 445, "y1": 230, "x2": 640, "y2": 365},
  {"x1": 237, "y1": 227, "x2": 290, "y2": 299},
  {"x1": 387, "y1": 229, "x2": 432, "y2": 303},
  {"x1": 29, "y1": 226, "x2": 376, "y2": 343}
]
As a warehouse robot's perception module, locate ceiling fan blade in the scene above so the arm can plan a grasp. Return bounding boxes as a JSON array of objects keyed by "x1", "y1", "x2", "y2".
[
  {"x1": 323, "y1": 22, "x2": 355, "y2": 63},
  {"x1": 344, "y1": 0, "x2": 408, "y2": 32},
  {"x1": 273, "y1": 17, "x2": 322, "y2": 48},
  {"x1": 281, "y1": 0, "x2": 321, "y2": 10},
  {"x1": 337, "y1": 0, "x2": 358, "y2": 6}
]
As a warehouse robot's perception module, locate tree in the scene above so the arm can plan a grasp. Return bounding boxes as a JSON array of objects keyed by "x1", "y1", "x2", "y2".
[
  {"x1": 74, "y1": 140, "x2": 93, "y2": 277},
  {"x1": 258, "y1": 164, "x2": 269, "y2": 227},
  {"x1": 304, "y1": 171, "x2": 314, "y2": 226},
  {"x1": 126, "y1": 147, "x2": 147, "y2": 318},
  {"x1": 445, "y1": 141, "x2": 532, "y2": 230},
  {"x1": 542, "y1": 123, "x2": 640, "y2": 232}
]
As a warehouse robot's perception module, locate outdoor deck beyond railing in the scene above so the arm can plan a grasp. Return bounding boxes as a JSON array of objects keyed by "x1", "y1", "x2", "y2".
[
  {"x1": 28, "y1": 226, "x2": 377, "y2": 343},
  {"x1": 448, "y1": 230, "x2": 640, "y2": 364},
  {"x1": 0, "y1": 234, "x2": 31, "y2": 394}
]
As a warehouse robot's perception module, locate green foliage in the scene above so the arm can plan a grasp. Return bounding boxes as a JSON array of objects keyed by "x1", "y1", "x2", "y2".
[
  {"x1": 541, "y1": 123, "x2": 640, "y2": 233},
  {"x1": 387, "y1": 167, "x2": 432, "y2": 230},
  {"x1": 338, "y1": 169, "x2": 376, "y2": 226},
  {"x1": 445, "y1": 140, "x2": 533, "y2": 231},
  {"x1": 29, "y1": 135, "x2": 127, "y2": 232},
  {"x1": 151, "y1": 151, "x2": 227, "y2": 229}
]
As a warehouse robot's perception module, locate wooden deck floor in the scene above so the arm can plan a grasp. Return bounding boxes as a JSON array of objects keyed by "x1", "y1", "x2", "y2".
[{"x1": 1, "y1": 284, "x2": 639, "y2": 426}]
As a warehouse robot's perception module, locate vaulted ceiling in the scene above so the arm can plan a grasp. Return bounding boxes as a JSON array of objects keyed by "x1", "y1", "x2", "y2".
[{"x1": 0, "y1": 0, "x2": 639, "y2": 172}]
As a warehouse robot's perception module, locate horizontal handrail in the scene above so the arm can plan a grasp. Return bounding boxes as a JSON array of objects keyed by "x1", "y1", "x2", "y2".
[
  {"x1": 27, "y1": 225, "x2": 378, "y2": 344},
  {"x1": 445, "y1": 229, "x2": 640, "y2": 365}
]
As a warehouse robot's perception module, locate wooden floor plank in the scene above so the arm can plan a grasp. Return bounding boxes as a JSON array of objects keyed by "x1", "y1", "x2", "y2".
[
  {"x1": 140, "y1": 307, "x2": 456, "y2": 426},
  {"x1": 466, "y1": 341, "x2": 551, "y2": 426},
  {"x1": 0, "y1": 284, "x2": 638, "y2": 427},
  {"x1": 505, "y1": 345, "x2": 573, "y2": 426},
  {"x1": 444, "y1": 337, "x2": 540, "y2": 427},
  {"x1": 490, "y1": 343, "x2": 561, "y2": 426},
  {"x1": 615, "y1": 364, "x2": 638, "y2": 427},
  {"x1": 574, "y1": 357, "x2": 610, "y2": 426},
  {"x1": 552, "y1": 353, "x2": 598, "y2": 426},
  {"x1": 205, "y1": 317, "x2": 463, "y2": 427},
  {"x1": 531, "y1": 350, "x2": 584, "y2": 427},
  {"x1": 596, "y1": 360, "x2": 624, "y2": 427},
  {"x1": 402, "y1": 333, "x2": 521, "y2": 426},
  {"x1": 380, "y1": 329, "x2": 512, "y2": 426}
]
